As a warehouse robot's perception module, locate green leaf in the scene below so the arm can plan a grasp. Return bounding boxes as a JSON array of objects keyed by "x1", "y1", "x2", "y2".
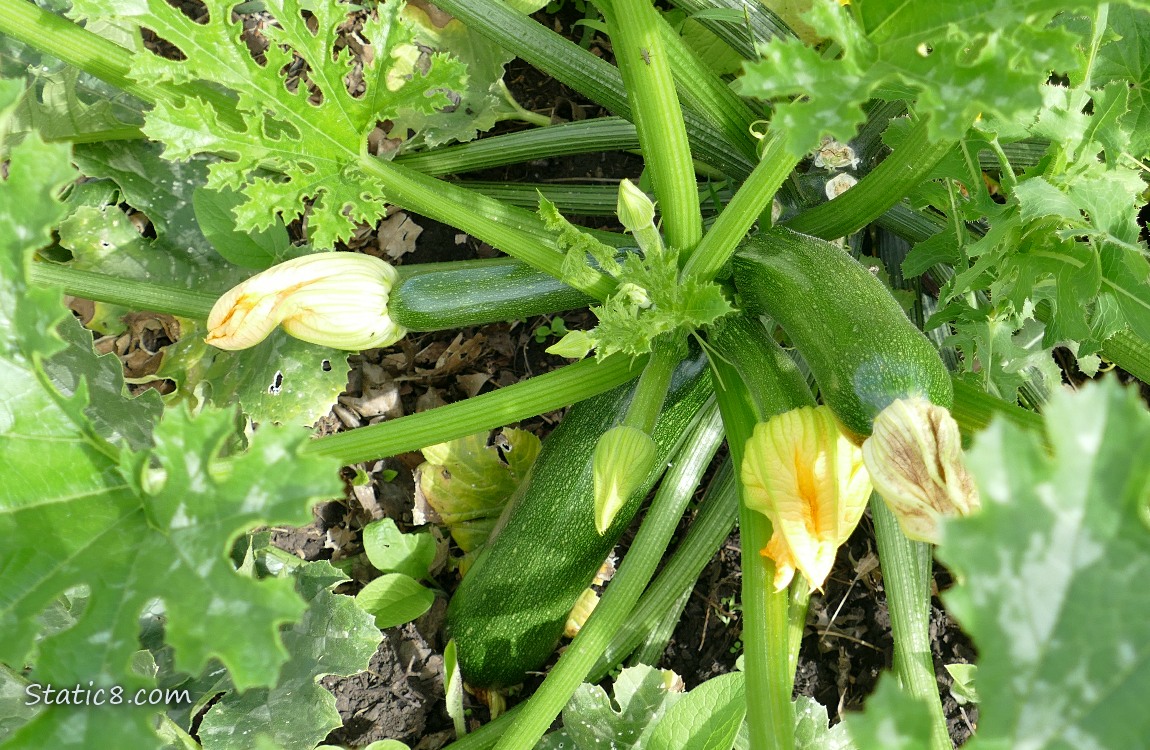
[
  {"x1": 355, "y1": 574, "x2": 436, "y2": 630},
  {"x1": 0, "y1": 666, "x2": 39, "y2": 745},
  {"x1": 154, "y1": 321, "x2": 349, "y2": 428},
  {"x1": 69, "y1": 0, "x2": 466, "y2": 250},
  {"x1": 417, "y1": 428, "x2": 541, "y2": 555},
  {"x1": 538, "y1": 665, "x2": 683, "y2": 750},
  {"x1": 362, "y1": 517, "x2": 437, "y2": 580},
  {"x1": 794, "y1": 695, "x2": 854, "y2": 750},
  {"x1": 192, "y1": 186, "x2": 293, "y2": 270},
  {"x1": 738, "y1": 0, "x2": 1091, "y2": 156},
  {"x1": 843, "y1": 676, "x2": 937, "y2": 750},
  {"x1": 396, "y1": 3, "x2": 523, "y2": 147},
  {"x1": 1, "y1": 407, "x2": 343, "y2": 747},
  {"x1": 41, "y1": 315, "x2": 163, "y2": 451},
  {"x1": 10, "y1": 64, "x2": 144, "y2": 142},
  {"x1": 197, "y1": 558, "x2": 381, "y2": 750},
  {"x1": 1095, "y1": 5, "x2": 1150, "y2": 158},
  {"x1": 936, "y1": 378, "x2": 1150, "y2": 749},
  {"x1": 1, "y1": 116, "x2": 344, "y2": 742},
  {"x1": 647, "y1": 672, "x2": 744, "y2": 750},
  {"x1": 71, "y1": 140, "x2": 237, "y2": 274},
  {"x1": 944, "y1": 663, "x2": 979, "y2": 706}
]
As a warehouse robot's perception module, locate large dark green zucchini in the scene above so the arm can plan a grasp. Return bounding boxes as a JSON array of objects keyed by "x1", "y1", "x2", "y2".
[
  {"x1": 389, "y1": 257, "x2": 592, "y2": 331},
  {"x1": 445, "y1": 352, "x2": 711, "y2": 688},
  {"x1": 733, "y1": 228, "x2": 952, "y2": 441}
]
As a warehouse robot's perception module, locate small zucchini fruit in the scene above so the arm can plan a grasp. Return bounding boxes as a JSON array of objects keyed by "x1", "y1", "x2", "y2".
[
  {"x1": 445, "y1": 352, "x2": 711, "y2": 689},
  {"x1": 733, "y1": 227, "x2": 952, "y2": 441},
  {"x1": 389, "y1": 257, "x2": 592, "y2": 331}
]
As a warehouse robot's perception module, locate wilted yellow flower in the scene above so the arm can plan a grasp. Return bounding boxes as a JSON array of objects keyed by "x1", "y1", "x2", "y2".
[
  {"x1": 205, "y1": 252, "x2": 406, "y2": 351},
  {"x1": 862, "y1": 397, "x2": 979, "y2": 544},
  {"x1": 741, "y1": 405, "x2": 872, "y2": 592}
]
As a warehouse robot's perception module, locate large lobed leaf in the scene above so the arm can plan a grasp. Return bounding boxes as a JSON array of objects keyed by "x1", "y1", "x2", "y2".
[
  {"x1": 197, "y1": 553, "x2": 381, "y2": 750},
  {"x1": 738, "y1": 0, "x2": 1132, "y2": 156},
  {"x1": 0, "y1": 81, "x2": 344, "y2": 748},
  {"x1": 69, "y1": 0, "x2": 467, "y2": 250}
]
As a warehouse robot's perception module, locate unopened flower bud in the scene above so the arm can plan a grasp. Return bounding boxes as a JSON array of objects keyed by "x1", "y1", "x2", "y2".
[
  {"x1": 205, "y1": 252, "x2": 406, "y2": 351},
  {"x1": 616, "y1": 179, "x2": 663, "y2": 257},
  {"x1": 592, "y1": 425, "x2": 658, "y2": 535},
  {"x1": 741, "y1": 405, "x2": 872, "y2": 592},
  {"x1": 862, "y1": 397, "x2": 980, "y2": 544}
]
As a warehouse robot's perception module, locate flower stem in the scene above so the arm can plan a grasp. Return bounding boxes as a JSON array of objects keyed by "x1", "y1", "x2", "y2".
[{"x1": 870, "y1": 494, "x2": 951, "y2": 750}]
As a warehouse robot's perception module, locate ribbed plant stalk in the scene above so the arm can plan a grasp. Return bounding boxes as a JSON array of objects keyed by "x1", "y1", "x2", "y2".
[
  {"x1": 491, "y1": 403, "x2": 724, "y2": 749},
  {"x1": 1101, "y1": 328, "x2": 1150, "y2": 385},
  {"x1": 430, "y1": 0, "x2": 756, "y2": 179},
  {"x1": 305, "y1": 354, "x2": 645, "y2": 463},
  {"x1": 597, "y1": 0, "x2": 702, "y2": 252},
  {"x1": 681, "y1": 132, "x2": 798, "y2": 279},
  {"x1": 591, "y1": 460, "x2": 738, "y2": 679},
  {"x1": 395, "y1": 117, "x2": 640, "y2": 177},
  {"x1": 707, "y1": 315, "x2": 818, "y2": 750},
  {"x1": 664, "y1": 0, "x2": 793, "y2": 58},
  {"x1": 870, "y1": 495, "x2": 951, "y2": 750},
  {"x1": 651, "y1": 14, "x2": 760, "y2": 165},
  {"x1": 712, "y1": 374, "x2": 794, "y2": 750},
  {"x1": 29, "y1": 263, "x2": 218, "y2": 320}
]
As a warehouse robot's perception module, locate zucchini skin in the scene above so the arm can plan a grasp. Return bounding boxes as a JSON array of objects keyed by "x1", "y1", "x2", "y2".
[
  {"x1": 389, "y1": 258, "x2": 592, "y2": 331},
  {"x1": 733, "y1": 228, "x2": 952, "y2": 440},
  {"x1": 445, "y1": 353, "x2": 711, "y2": 688}
]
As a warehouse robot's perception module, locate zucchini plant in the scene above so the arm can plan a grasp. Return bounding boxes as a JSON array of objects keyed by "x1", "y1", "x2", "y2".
[{"x1": 2, "y1": 1, "x2": 1150, "y2": 749}]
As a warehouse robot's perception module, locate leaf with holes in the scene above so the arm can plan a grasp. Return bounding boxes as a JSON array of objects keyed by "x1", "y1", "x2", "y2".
[{"x1": 68, "y1": 0, "x2": 466, "y2": 250}]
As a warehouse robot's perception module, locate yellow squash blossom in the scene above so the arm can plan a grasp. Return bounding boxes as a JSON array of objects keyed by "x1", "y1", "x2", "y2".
[
  {"x1": 741, "y1": 405, "x2": 872, "y2": 592},
  {"x1": 205, "y1": 252, "x2": 406, "y2": 351},
  {"x1": 862, "y1": 397, "x2": 980, "y2": 544}
]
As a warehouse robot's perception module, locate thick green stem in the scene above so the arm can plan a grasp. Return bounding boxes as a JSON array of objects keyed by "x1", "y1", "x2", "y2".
[
  {"x1": 714, "y1": 388, "x2": 793, "y2": 750},
  {"x1": 707, "y1": 315, "x2": 817, "y2": 750},
  {"x1": 30, "y1": 262, "x2": 217, "y2": 319},
  {"x1": 1101, "y1": 328, "x2": 1150, "y2": 385},
  {"x1": 950, "y1": 375, "x2": 1045, "y2": 438},
  {"x1": 395, "y1": 117, "x2": 640, "y2": 177},
  {"x1": 461, "y1": 181, "x2": 733, "y2": 217},
  {"x1": 591, "y1": 459, "x2": 738, "y2": 679},
  {"x1": 681, "y1": 133, "x2": 799, "y2": 279},
  {"x1": 652, "y1": 16, "x2": 759, "y2": 165},
  {"x1": 785, "y1": 117, "x2": 958, "y2": 240},
  {"x1": 598, "y1": 0, "x2": 702, "y2": 252},
  {"x1": 492, "y1": 403, "x2": 724, "y2": 750},
  {"x1": 304, "y1": 355, "x2": 645, "y2": 464},
  {"x1": 430, "y1": 0, "x2": 756, "y2": 179},
  {"x1": 664, "y1": 0, "x2": 792, "y2": 58},
  {"x1": 870, "y1": 495, "x2": 951, "y2": 750},
  {"x1": 622, "y1": 341, "x2": 682, "y2": 434},
  {"x1": 360, "y1": 156, "x2": 617, "y2": 300}
]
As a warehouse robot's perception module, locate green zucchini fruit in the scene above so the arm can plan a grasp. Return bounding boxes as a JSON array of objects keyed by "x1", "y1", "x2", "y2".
[
  {"x1": 445, "y1": 352, "x2": 711, "y2": 688},
  {"x1": 389, "y1": 257, "x2": 592, "y2": 331},
  {"x1": 733, "y1": 227, "x2": 952, "y2": 440}
]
